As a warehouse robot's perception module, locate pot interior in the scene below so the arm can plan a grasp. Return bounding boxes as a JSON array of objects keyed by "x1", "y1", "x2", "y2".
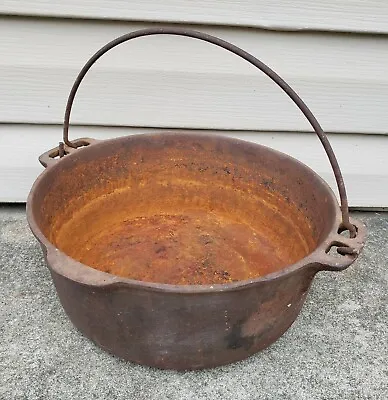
[{"x1": 31, "y1": 133, "x2": 337, "y2": 285}]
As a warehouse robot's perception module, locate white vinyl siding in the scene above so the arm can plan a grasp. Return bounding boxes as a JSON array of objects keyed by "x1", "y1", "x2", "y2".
[
  {"x1": 0, "y1": 1, "x2": 387, "y2": 34},
  {"x1": 0, "y1": 4, "x2": 386, "y2": 206}
]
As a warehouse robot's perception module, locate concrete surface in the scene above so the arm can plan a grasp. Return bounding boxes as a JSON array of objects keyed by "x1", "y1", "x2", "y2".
[{"x1": 0, "y1": 206, "x2": 387, "y2": 400}]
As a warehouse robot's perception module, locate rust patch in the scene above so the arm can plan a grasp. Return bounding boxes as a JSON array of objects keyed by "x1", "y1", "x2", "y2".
[
  {"x1": 55, "y1": 209, "x2": 289, "y2": 285},
  {"x1": 34, "y1": 134, "x2": 337, "y2": 285}
]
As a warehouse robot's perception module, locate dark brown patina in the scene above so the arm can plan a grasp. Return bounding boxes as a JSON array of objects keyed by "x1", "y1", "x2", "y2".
[{"x1": 27, "y1": 28, "x2": 366, "y2": 370}]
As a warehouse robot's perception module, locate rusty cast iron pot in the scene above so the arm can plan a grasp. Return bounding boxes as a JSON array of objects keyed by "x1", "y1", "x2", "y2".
[{"x1": 27, "y1": 28, "x2": 366, "y2": 370}]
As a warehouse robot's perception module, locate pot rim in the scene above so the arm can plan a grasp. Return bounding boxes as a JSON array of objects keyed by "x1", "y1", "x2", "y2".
[{"x1": 26, "y1": 132, "x2": 364, "y2": 293}]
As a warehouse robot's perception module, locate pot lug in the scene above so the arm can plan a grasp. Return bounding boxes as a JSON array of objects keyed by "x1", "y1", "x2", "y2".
[
  {"x1": 316, "y1": 217, "x2": 366, "y2": 271},
  {"x1": 39, "y1": 137, "x2": 99, "y2": 168}
]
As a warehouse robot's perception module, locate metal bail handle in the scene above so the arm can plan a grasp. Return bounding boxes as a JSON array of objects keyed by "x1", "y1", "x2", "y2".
[{"x1": 62, "y1": 27, "x2": 356, "y2": 239}]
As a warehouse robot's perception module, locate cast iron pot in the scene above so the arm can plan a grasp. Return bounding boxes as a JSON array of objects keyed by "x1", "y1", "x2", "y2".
[{"x1": 27, "y1": 28, "x2": 366, "y2": 370}]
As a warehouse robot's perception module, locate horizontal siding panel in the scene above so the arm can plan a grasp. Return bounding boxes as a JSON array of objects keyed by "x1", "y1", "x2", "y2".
[
  {"x1": 0, "y1": 124, "x2": 385, "y2": 207},
  {"x1": 1, "y1": 18, "x2": 388, "y2": 133},
  {"x1": 0, "y1": 0, "x2": 387, "y2": 34},
  {"x1": 4, "y1": 66, "x2": 388, "y2": 133}
]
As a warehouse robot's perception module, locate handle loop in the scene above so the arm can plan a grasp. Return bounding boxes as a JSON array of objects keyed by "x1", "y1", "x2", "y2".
[{"x1": 62, "y1": 27, "x2": 355, "y2": 238}]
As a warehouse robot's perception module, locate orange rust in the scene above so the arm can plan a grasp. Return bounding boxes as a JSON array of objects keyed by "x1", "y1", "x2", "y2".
[
  {"x1": 36, "y1": 134, "x2": 335, "y2": 285},
  {"x1": 56, "y1": 208, "x2": 289, "y2": 285}
]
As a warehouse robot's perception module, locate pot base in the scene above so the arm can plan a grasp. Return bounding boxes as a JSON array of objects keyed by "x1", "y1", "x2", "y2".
[{"x1": 55, "y1": 207, "x2": 289, "y2": 285}]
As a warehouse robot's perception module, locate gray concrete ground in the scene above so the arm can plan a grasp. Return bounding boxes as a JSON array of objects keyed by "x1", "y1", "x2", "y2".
[{"x1": 0, "y1": 206, "x2": 387, "y2": 400}]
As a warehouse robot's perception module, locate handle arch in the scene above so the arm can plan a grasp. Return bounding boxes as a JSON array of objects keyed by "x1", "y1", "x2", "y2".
[{"x1": 62, "y1": 27, "x2": 355, "y2": 236}]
